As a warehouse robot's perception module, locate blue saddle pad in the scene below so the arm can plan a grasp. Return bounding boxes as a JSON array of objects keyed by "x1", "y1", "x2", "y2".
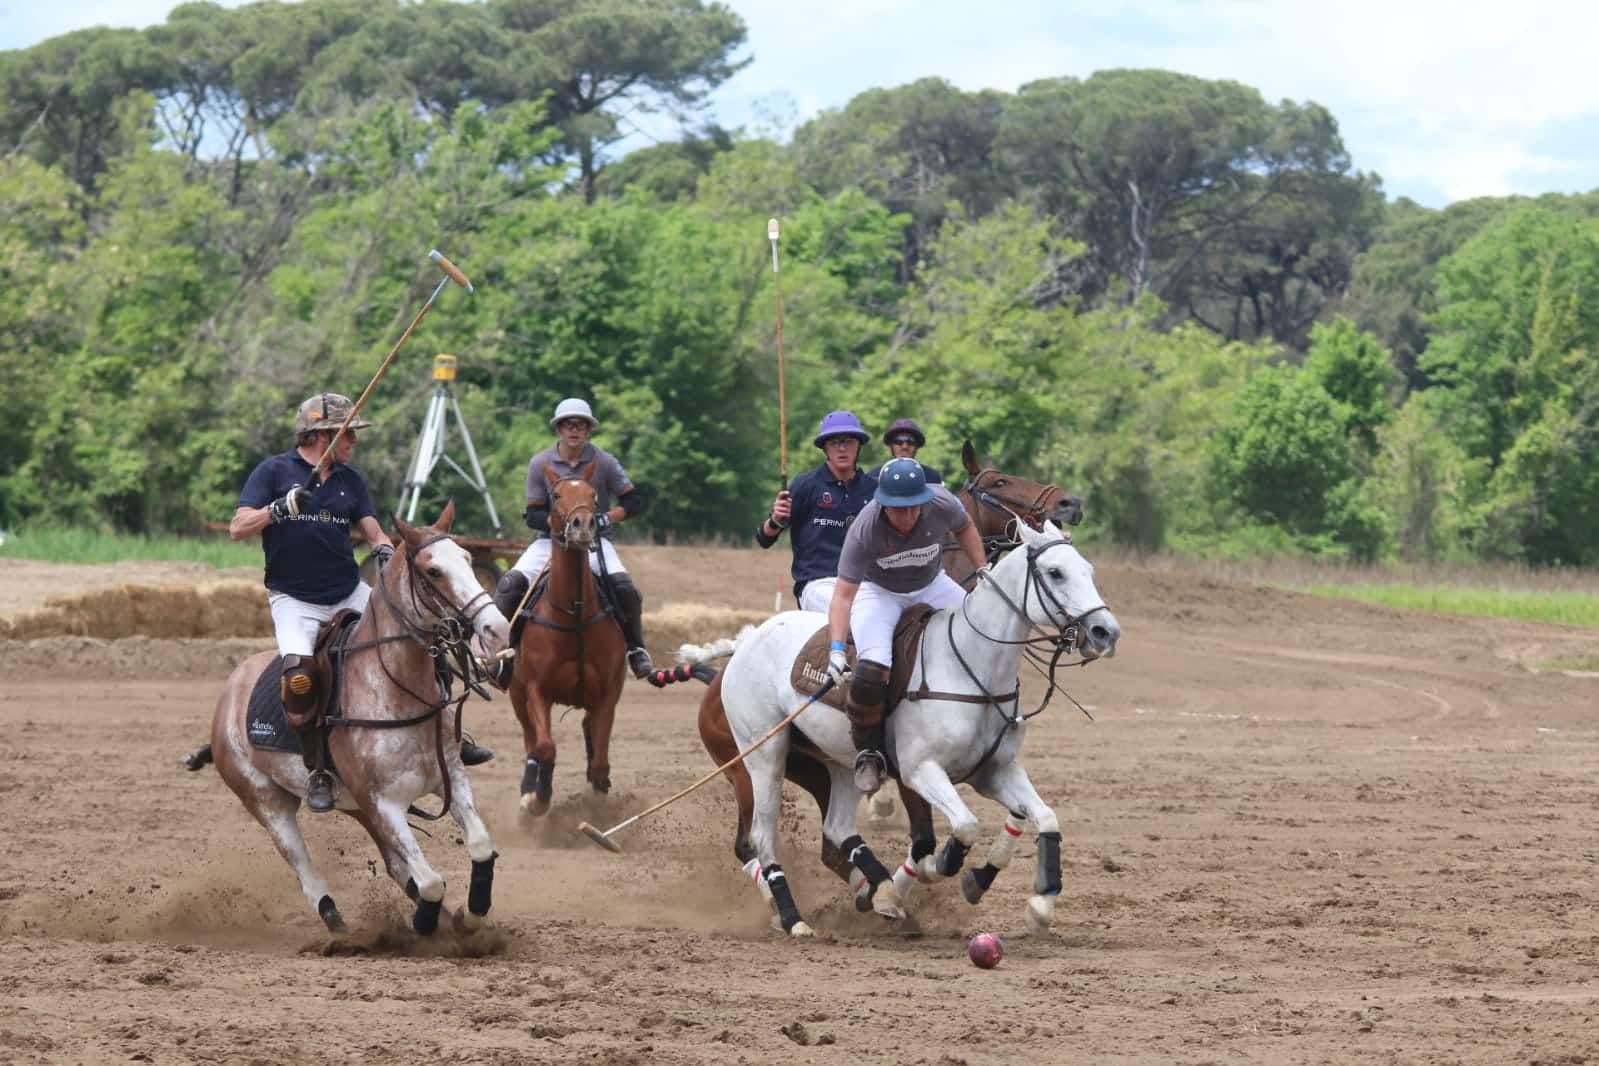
[{"x1": 246, "y1": 656, "x2": 302, "y2": 755}]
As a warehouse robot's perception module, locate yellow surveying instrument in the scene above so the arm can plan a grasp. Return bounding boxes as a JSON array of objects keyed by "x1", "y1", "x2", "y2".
[{"x1": 397, "y1": 354, "x2": 503, "y2": 535}]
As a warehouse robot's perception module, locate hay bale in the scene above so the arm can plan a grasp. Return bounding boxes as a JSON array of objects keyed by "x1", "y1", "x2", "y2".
[
  {"x1": 3, "y1": 581, "x2": 272, "y2": 640},
  {"x1": 643, "y1": 603, "x2": 770, "y2": 665}
]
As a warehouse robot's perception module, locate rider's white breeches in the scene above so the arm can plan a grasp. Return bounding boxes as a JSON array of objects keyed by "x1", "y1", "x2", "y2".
[
  {"x1": 798, "y1": 577, "x2": 838, "y2": 614},
  {"x1": 510, "y1": 537, "x2": 626, "y2": 580},
  {"x1": 850, "y1": 572, "x2": 967, "y2": 666},
  {"x1": 268, "y1": 583, "x2": 371, "y2": 657}
]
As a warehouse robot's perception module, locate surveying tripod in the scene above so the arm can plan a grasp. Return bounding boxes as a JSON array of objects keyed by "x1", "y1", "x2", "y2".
[{"x1": 397, "y1": 354, "x2": 503, "y2": 536}]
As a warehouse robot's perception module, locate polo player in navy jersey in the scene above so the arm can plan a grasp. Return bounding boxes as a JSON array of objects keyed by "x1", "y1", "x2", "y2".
[
  {"x1": 756, "y1": 410, "x2": 879, "y2": 613},
  {"x1": 232, "y1": 392, "x2": 492, "y2": 813}
]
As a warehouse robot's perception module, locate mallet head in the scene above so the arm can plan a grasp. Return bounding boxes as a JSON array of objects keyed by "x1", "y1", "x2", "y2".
[
  {"x1": 767, "y1": 218, "x2": 780, "y2": 242},
  {"x1": 578, "y1": 820, "x2": 623, "y2": 854},
  {"x1": 428, "y1": 249, "x2": 474, "y2": 293}
]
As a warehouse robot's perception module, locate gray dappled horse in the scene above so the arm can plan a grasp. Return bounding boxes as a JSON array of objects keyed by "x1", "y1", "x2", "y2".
[{"x1": 191, "y1": 501, "x2": 510, "y2": 935}]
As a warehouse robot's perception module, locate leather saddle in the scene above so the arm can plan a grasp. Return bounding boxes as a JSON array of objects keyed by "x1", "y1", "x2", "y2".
[{"x1": 789, "y1": 604, "x2": 938, "y2": 714}]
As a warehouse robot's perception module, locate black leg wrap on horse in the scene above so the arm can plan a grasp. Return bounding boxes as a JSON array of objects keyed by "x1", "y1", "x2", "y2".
[
  {"x1": 820, "y1": 838, "x2": 852, "y2": 882},
  {"x1": 963, "y1": 863, "x2": 1000, "y2": 904},
  {"x1": 317, "y1": 894, "x2": 346, "y2": 933},
  {"x1": 468, "y1": 852, "x2": 497, "y2": 917},
  {"x1": 936, "y1": 836, "x2": 970, "y2": 878},
  {"x1": 763, "y1": 863, "x2": 803, "y2": 932},
  {"x1": 520, "y1": 756, "x2": 543, "y2": 798},
  {"x1": 839, "y1": 834, "x2": 891, "y2": 886},
  {"x1": 1035, "y1": 831, "x2": 1063, "y2": 896},
  {"x1": 413, "y1": 895, "x2": 442, "y2": 936},
  {"x1": 910, "y1": 835, "x2": 936, "y2": 863}
]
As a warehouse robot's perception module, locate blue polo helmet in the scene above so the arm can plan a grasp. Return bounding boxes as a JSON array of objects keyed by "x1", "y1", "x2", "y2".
[
  {"x1": 875, "y1": 457, "x2": 935, "y2": 507},
  {"x1": 812, "y1": 410, "x2": 870, "y2": 449}
]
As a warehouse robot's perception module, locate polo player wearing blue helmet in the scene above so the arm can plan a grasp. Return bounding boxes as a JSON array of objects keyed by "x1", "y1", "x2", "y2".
[
  {"x1": 756, "y1": 410, "x2": 878, "y2": 612},
  {"x1": 825, "y1": 457, "x2": 988, "y2": 793}
]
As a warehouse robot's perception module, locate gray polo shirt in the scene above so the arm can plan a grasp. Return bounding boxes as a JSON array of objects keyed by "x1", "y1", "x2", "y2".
[
  {"x1": 525, "y1": 443, "x2": 634, "y2": 511},
  {"x1": 837, "y1": 488, "x2": 970, "y2": 593}
]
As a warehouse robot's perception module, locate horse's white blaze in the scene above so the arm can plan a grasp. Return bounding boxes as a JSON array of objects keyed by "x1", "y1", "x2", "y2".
[{"x1": 717, "y1": 522, "x2": 1118, "y2": 931}]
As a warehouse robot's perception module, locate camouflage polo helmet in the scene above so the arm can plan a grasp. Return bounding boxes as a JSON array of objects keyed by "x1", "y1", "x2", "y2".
[{"x1": 295, "y1": 392, "x2": 371, "y2": 435}]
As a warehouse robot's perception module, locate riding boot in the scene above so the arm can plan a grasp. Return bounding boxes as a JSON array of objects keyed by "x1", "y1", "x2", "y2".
[
  {"x1": 460, "y1": 734, "x2": 495, "y2": 766},
  {"x1": 281, "y1": 655, "x2": 335, "y2": 813},
  {"x1": 610, "y1": 574, "x2": 654, "y2": 679},
  {"x1": 489, "y1": 570, "x2": 530, "y2": 689},
  {"x1": 846, "y1": 660, "x2": 891, "y2": 794}
]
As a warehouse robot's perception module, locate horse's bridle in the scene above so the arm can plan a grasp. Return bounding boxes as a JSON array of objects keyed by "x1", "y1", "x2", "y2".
[
  {"x1": 963, "y1": 467, "x2": 1065, "y2": 534},
  {"x1": 548, "y1": 477, "x2": 599, "y2": 552}
]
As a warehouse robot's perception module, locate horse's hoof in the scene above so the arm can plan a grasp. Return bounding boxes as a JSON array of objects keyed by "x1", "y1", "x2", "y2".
[
  {"x1": 872, "y1": 883, "x2": 906, "y2": 921},
  {"x1": 317, "y1": 895, "x2": 346, "y2": 934},
  {"x1": 452, "y1": 906, "x2": 484, "y2": 935},
  {"x1": 961, "y1": 870, "x2": 986, "y2": 905},
  {"x1": 590, "y1": 778, "x2": 611, "y2": 795},
  {"x1": 1024, "y1": 894, "x2": 1056, "y2": 935},
  {"x1": 853, "y1": 883, "x2": 873, "y2": 913},
  {"x1": 789, "y1": 921, "x2": 814, "y2": 938},
  {"x1": 868, "y1": 791, "x2": 895, "y2": 819},
  {"x1": 519, "y1": 793, "x2": 550, "y2": 817}
]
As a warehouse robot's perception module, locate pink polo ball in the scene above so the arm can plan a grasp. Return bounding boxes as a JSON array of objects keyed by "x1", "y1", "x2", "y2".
[{"x1": 967, "y1": 931, "x2": 1004, "y2": 969}]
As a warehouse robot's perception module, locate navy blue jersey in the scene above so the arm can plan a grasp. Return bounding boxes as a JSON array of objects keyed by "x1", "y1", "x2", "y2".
[
  {"x1": 763, "y1": 461, "x2": 878, "y2": 588},
  {"x1": 921, "y1": 463, "x2": 944, "y2": 485},
  {"x1": 238, "y1": 450, "x2": 376, "y2": 605}
]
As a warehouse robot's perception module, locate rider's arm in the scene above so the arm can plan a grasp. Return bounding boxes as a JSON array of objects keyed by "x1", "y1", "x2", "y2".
[
  {"x1": 956, "y1": 519, "x2": 986, "y2": 573},
  {"x1": 357, "y1": 515, "x2": 392, "y2": 551},
  {"x1": 524, "y1": 501, "x2": 551, "y2": 532},
  {"x1": 229, "y1": 505, "x2": 272, "y2": 540},
  {"x1": 611, "y1": 485, "x2": 646, "y2": 526},
  {"x1": 828, "y1": 578, "x2": 859, "y2": 646},
  {"x1": 757, "y1": 487, "x2": 795, "y2": 548}
]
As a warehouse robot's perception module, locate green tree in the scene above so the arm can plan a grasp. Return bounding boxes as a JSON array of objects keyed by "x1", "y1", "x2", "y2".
[{"x1": 1302, "y1": 317, "x2": 1395, "y2": 454}]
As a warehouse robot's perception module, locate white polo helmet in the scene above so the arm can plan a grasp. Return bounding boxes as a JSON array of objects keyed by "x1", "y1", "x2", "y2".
[{"x1": 550, "y1": 397, "x2": 598, "y2": 429}]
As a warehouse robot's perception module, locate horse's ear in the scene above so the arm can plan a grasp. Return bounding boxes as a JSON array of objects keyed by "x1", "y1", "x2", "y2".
[
  {"x1": 392, "y1": 513, "x2": 424, "y2": 548},
  {"x1": 433, "y1": 497, "x2": 456, "y2": 533},
  {"x1": 543, "y1": 464, "x2": 561, "y2": 488},
  {"x1": 581, "y1": 459, "x2": 597, "y2": 482},
  {"x1": 962, "y1": 440, "x2": 980, "y2": 477}
]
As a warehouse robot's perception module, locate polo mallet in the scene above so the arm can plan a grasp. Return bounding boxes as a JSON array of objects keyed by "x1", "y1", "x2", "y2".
[
  {"x1": 306, "y1": 249, "x2": 474, "y2": 486},
  {"x1": 577, "y1": 676, "x2": 837, "y2": 853},
  {"x1": 768, "y1": 217, "x2": 787, "y2": 612}
]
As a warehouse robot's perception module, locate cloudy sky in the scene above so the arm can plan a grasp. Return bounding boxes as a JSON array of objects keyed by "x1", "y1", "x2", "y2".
[{"x1": 4, "y1": 0, "x2": 1595, "y2": 208}]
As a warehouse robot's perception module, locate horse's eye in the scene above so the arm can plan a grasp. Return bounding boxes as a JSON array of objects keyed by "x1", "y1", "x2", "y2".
[
  {"x1": 1047, "y1": 567, "x2": 1063, "y2": 580},
  {"x1": 994, "y1": 478, "x2": 1007, "y2": 487},
  {"x1": 428, "y1": 567, "x2": 443, "y2": 578}
]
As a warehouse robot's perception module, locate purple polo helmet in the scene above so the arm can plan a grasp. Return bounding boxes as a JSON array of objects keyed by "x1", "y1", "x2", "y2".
[{"x1": 812, "y1": 410, "x2": 870, "y2": 449}]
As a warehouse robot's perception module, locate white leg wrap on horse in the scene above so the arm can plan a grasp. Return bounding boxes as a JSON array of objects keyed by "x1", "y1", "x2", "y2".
[
  {"x1": 988, "y1": 813, "x2": 1027, "y2": 870},
  {"x1": 743, "y1": 857, "x2": 773, "y2": 903}
]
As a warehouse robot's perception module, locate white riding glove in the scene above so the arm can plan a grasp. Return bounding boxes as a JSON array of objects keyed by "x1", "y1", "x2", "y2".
[{"x1": 826, "y1": 641, "x2": 850, "y2": 685}]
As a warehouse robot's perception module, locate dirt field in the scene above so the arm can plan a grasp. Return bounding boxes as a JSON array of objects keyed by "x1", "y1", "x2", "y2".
[{"x1": 4, "y1": 545, "x2": 1599, "y2": 1065}]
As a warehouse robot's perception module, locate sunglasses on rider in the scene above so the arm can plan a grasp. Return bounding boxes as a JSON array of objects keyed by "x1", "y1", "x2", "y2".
[
  {"x1": 557, "y1": 419, "x2": 591, "y2": 432},
  {"x1": 887, "y1": 436, "x2": 917, "y2": 446}
]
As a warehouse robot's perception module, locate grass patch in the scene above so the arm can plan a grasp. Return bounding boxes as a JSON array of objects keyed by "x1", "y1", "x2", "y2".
[
  {"x1": 0, "y1": 525, "x2": 260, "y2": 568},
  {"x1": 1301, "y1": 584, "x2": 1599, "y2": 628},
  {"x1": 1540, "y1": 655, "x2": 1599, "y2": 672}
]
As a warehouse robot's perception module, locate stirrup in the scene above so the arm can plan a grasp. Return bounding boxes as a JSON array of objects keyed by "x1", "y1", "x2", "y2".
[
  {"x1": 853, "y1": 749, "x2": 887, "y2": 794},
  {"x1": 306, "y1": 770, "x2": 337, "y2": 814},
  {"x1": 460, "y1": 735, "x2": 495, "y2": 766},
  {"x1": 627, "y1": 646, "x2": 654, "y2": 680}
]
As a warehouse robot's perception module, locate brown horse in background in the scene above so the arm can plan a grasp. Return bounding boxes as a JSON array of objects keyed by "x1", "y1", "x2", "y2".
[
  {"x1": 510, "y1": 463, "x2": 628, "y2": 815},
  {"x1": 699, "y1": 440, "x2": 1083, "y2": 912},
  {"x1": 196, "y1": 501, "x2": 510, "y2": 935}
]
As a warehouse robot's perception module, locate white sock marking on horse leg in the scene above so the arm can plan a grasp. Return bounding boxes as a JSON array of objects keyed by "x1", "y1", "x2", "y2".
[
  {"x1": 412, "y1": 869, "x2": 446, "y2": 903},
  {"x1": 891, "y1": 854, "x2": 920, "y2": 902}
]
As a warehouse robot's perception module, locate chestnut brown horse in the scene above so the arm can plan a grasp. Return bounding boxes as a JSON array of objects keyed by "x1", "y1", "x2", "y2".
[
  {"x1": 195, "y1": 501, "x2": 510, "y2": 935},
  {"x1": 510, "y1": 463, "x2": 628, "y2": 815},
  {"x1": 698, "y1": 441, "x2": 1084, "y2": 917}
]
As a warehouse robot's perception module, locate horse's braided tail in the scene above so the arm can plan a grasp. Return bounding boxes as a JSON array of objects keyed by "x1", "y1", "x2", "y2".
[
  {"x1": 646, "y1": 624, "x2": 758, "y2": 688},
  {"x1": 181, "y1": 743, "x2": 214, "y2": 772}
]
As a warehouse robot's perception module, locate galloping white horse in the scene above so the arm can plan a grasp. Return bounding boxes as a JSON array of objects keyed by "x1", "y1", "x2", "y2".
[{"x1": 700, "y1": 519, "x2": 1120, "y2": 936}]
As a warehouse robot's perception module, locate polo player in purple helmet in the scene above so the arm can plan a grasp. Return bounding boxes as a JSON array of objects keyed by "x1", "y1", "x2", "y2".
[
  {"x1": 825, "y1": 456, "x2": 988, "y2": 793},
  {"x1": 756, "y1": 410, "x2": 878, "y2": 612}
]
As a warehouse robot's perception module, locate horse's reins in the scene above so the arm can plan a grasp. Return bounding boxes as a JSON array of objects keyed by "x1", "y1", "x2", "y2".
[
  {"x1": 324, "y1": 532, "x2": 495, "y2": 820},
  {"x1": 931, "y1": 539, "x2": 1111, "y2": 783},
  {"x1": 946, "y1": 468, "x2": 1067, "y2": 587}
]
